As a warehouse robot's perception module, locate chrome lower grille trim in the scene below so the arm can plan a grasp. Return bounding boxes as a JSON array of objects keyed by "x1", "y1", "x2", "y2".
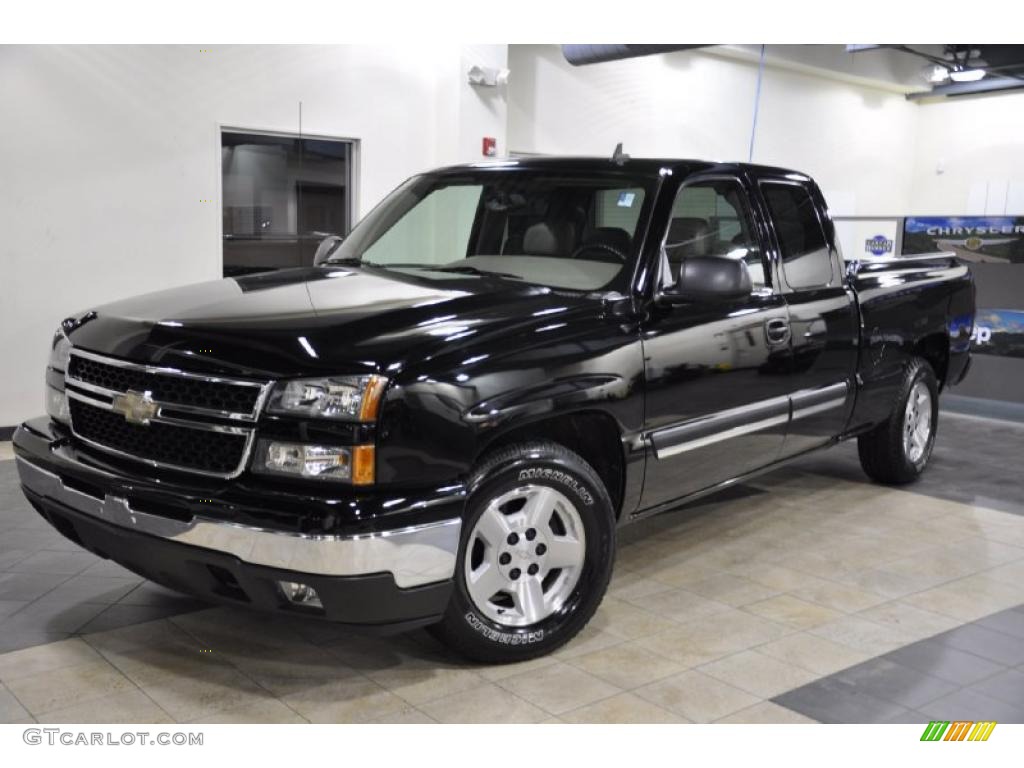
[{"x1": 16, "y1": 456, "x2": 460, "y2": 588}]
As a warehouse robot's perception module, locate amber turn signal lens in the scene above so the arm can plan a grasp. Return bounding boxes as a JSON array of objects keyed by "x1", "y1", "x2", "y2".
[
  {"x1": 359, "y1": 375, "x2": 388, "y2": 421},
  {"x1": 351, "y1": 445, "x2": 375, "y2": 485}
]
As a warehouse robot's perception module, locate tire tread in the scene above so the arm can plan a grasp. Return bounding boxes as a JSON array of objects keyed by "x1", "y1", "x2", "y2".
[
  {"x1": 429, "y1": 440, "x2": 614, "y2": 664},
  {"x1": 857, "y1": 358, "x2": 937, "y2": 485}
]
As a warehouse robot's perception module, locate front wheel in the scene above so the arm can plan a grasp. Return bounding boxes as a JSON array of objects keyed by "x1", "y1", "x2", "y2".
[
  {"x1": 858, "y1": 358, "x2": 939, "y2": 485},
  {"x1": 430, "y1": 441, "x2": 615, "y2": 663}
]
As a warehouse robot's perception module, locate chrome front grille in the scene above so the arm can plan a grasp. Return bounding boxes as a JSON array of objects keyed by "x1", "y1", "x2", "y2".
[
  {"x1": 64, "y1": 349, "x2": 272, "y2": 478},
  {"x1": 67, "y1": 350, "x2": 266, "y2": 420}
]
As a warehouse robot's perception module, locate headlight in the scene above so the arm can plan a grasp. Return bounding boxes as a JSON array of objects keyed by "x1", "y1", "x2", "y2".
[
  {"x1": 45, "y1": 384, "x2": 70, "y2": 425},
  {"x1": 253, "y1": 440, "x2": 375, "y2": 485},
  {"x1": 45, "y1": 325, "x2": 72, "y2": 425},
  {"x1": 48, "y1": 327, "x2": 72, "y2": 373},
  {"x1": 266, "y1": 375, "x2": 387, "y2": 421}
]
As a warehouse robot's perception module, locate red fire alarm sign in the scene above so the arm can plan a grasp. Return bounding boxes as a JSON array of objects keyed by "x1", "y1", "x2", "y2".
[{"x1": 482, "y1": 137, "x2": 497, "y2": 157}]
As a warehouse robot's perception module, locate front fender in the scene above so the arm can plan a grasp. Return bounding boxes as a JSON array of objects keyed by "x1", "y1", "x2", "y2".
[{"x1": 464, "y1": 374, "x2": 630, "y2": 427}]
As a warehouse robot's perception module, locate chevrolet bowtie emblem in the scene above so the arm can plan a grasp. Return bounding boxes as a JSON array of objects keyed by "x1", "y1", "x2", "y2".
[{"x1": 110, "y1": 390, "x2": 159, "y2": 426}]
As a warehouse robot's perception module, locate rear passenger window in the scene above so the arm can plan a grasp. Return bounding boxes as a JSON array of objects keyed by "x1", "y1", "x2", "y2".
[
  {"x1": 664, "y1": 179, "x2": 767, "y2": 290},
  {"x1": 762, "y1": 183, "x2": 834, "y2": 288}
]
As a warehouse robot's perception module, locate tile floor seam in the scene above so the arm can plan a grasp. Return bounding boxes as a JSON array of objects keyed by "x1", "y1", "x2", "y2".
[
  {"x1": 78, "y1": 634, "x2": 179, "y2": 723},
  {"x1": 490, "y1": 665, "x2": 624, "y2": 718},
  {"x1": 415, "y1": 680, "x2": 542, "y2": 719},
  {"x1": 1, "y1": 572, "x2": 80, "y2": 617},
  {"x1": 768, "y1": 603, "x2": 1024, "y2": 723},
  {"x1": 1, "y1": 679, "x2": 36, "y2": 722},
  {"x1": 535, "y1": 681, "x2": 630, "y2": 720},
  {"x1": 791, "y1": 569, "x2": 985, "y2": 620},
  {"x1": 12, "y1": 659, "x2": 139, "y2": 718},
  {"x1": 0, "y1": 550, "x2": 37, "y2": 571},
  {"x1": 732, "y1": 561, "x2": 902, "y2": 603},
  {"x1": 162, "y1": 613, "x2": 315, "y2": 724},
  {"x1": 778, "y1": 604, "x2": 1024, "y2": 682},
  {"x1": 563, "y1": 657, "x2": 681, "y2": 692}
]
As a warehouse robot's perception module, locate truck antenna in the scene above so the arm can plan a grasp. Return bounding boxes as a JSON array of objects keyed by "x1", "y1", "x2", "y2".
[{"x1": 611, "y1": 142, "x2": 630, "y2": 166}]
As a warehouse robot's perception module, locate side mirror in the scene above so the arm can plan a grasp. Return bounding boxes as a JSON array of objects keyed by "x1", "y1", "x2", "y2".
[
  {"x1": 313, "y1": 235, "x2": 344, "y2": 266},
  {"x1": 658, "y1": 256, "x2": 753, "y2": 304}
]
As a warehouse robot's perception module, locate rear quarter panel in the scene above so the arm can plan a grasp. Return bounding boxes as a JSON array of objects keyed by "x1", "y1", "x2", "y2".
[{"x1": 848, "y1": 256, "x2": 974, "y2": 429}]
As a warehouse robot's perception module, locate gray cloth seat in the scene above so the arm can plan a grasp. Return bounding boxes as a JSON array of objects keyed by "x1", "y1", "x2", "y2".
[
  {"x1": 666, "y1": 217, "x2": 713, "y2": 258},
  {"x1": 662, "y1": 217, "x2": 713, "y2": 286},
  {"x1": 523, "y1": 221, "x2": 573, "y2": 256}
]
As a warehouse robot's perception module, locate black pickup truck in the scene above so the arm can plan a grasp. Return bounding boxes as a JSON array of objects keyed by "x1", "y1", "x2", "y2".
[{"x1": 14, "y1": 157, "x2": 974, "y2": 662}]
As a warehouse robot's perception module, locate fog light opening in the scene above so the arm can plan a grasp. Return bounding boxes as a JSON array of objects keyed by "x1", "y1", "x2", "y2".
[{"x1": 278, "y1": 580, "x2": 323, "y2": 609}]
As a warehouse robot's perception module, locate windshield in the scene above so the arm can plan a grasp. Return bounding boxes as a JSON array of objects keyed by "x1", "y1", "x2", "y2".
[{"x1": 327, "y1": 169, "x2": 656, "y2": 291}]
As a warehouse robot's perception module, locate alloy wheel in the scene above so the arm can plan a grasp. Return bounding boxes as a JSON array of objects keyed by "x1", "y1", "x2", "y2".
[
  {"x1": 903, "y1": 380, "x2": 933, "y2": 464},
  {"x1": 464, "y1": 484, "x2": 586, "y2": 628}
]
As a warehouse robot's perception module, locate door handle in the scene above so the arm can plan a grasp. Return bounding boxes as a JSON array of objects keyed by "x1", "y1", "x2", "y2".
[{"x1": 765, "y1": 318, "x2": 791, "y2": 345}]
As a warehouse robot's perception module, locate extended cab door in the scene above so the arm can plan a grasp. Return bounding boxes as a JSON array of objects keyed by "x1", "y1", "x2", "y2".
[
  {"x1": 755, "y1": 176, "x2": 859, "y2": 458},
  {"x1": 638, "y1": 174, "x2": 793, "y2": 509}
]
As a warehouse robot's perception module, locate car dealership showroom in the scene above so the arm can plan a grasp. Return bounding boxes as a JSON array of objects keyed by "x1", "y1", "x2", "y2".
[{"x1": 3, "y1": 7, "x2": 1024, "y2": 754}]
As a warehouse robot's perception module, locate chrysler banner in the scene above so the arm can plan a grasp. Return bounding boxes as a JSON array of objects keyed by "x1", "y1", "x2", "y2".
[
  {"x1": 902, "y1": 216, "x2": 1024, "y2": 264},
  {"x1": 902, "y1": 216, "x2": 1024, "y2": 364}
]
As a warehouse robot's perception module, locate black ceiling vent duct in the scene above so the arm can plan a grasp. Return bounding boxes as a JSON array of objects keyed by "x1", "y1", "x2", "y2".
[{"x1": 561, "y1": 45, "x2": 707, "y2": 67}]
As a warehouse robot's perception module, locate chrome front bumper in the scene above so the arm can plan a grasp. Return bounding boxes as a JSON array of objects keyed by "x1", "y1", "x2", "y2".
[{"x1": 16, "y1": 455, "x2": 461, "y2": 589}]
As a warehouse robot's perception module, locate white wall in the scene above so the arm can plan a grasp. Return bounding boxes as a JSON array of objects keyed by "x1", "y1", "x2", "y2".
[
  {"x1": 908, "y1": 91, "x2": 1024, "y2": 215},
  {"x1": 507, "y1": 45, "x2": 920, "y2": 217},
  {"x1": 0, "y1": 44, "x2": 507, "y2": 425}
]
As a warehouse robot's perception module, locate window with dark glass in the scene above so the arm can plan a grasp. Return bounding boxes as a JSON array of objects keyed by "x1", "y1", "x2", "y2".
[
  {"x1": 221, "y1": 131, "x2": 354, "y2": 277},
  {"x1": 761, "y1": 182, "x2": 834, "y2": 288},
  {"x1": 664, "y1": 179, "x2": 767, "y2": 290}
]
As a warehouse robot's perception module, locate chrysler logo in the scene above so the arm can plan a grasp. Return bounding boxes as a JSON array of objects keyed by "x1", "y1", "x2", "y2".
[{"x1": 110, "y1": 390, "x2": 159, "y2": 426}]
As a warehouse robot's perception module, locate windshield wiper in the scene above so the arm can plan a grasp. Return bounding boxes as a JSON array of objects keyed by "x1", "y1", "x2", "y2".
[
  {"x1": 419, "y1": 265, "x2": 522, "y2": 280},
  {"x1": 324, "y1": 260, "x2": 521, "y2": 280}
]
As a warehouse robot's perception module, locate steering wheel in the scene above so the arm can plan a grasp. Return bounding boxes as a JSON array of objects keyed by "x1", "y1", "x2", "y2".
[{"x1": 569, "y1": 241, "x2": 628, "y2": 262}]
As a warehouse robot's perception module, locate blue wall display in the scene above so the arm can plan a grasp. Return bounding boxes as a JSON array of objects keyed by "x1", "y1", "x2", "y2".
[
  {"x1": 903, "y1": 216, "x2": 1024, "y2": 264},
  {"x1": 902, "y1": 216, "x2": 1024, "y2": 406}
]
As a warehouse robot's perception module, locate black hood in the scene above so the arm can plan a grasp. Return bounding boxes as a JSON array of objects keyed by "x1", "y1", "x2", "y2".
[{"x1": 65, "y1": 266, "x2": 602, "y2": 379}]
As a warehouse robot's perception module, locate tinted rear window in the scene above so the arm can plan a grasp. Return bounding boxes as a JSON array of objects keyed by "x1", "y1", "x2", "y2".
[{"x1": 762, "y1": 183, "x2": 833, "y2": 288}]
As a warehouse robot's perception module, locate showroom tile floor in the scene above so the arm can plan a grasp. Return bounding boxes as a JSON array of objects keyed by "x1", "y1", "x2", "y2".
[{"x1": 0, "y1": 410, "x2": 1022, "y2": 724}]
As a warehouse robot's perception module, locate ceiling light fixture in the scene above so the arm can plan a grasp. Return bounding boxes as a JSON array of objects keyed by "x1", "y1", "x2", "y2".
[
  {"x1": 949, "y1": 68, "x2": 987, "y2": 82},
  {"x1": 921, "y1": 64, "x2": 950, "y2": 83}
]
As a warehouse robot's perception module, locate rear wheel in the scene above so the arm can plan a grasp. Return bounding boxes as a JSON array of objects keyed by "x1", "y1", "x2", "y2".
[
  {"x1": 430, "y1": 441, "x2": 615, "y2": 663},
  {"x1": 858, "y1": 358, "x2": 938, "y2": 484}
]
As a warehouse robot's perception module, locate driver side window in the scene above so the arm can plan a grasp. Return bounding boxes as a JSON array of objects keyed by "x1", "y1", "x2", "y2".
[{"x1": 662, "y1": 180, "x2": 767, "y2": 291}]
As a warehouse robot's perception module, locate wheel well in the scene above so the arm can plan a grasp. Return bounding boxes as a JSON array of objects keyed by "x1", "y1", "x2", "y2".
[
  {"x1": 914, "y1": 333, "x2": 949, "y2": 390},
  {"x1": 481, "y1": 412, "x2": 626, "y2": 519}
]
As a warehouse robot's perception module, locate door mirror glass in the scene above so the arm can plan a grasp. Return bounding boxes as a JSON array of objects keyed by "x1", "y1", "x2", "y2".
[{"x1": 660, "y1": 256, "x2": 753, "y2": 303}]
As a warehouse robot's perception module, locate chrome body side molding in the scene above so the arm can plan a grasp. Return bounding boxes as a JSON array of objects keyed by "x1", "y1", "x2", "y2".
[
  {"x1": 790, "y1": 381, "x2": 850, "y2": 421},
  {"x1": 650, "y1": 396, "x2": 790, "y2": 459},
  {"x1": 649, "y1": 380, "x2": 850, "y2": 459}
]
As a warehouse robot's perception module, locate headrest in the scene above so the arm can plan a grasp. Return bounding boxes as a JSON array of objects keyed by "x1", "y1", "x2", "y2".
[
  {"x1": 666, "y1": 217, "x2": 712, "y2": 258},
  {"x1": 523, "y1": 221, "x2": 571, "y2": 256}
]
